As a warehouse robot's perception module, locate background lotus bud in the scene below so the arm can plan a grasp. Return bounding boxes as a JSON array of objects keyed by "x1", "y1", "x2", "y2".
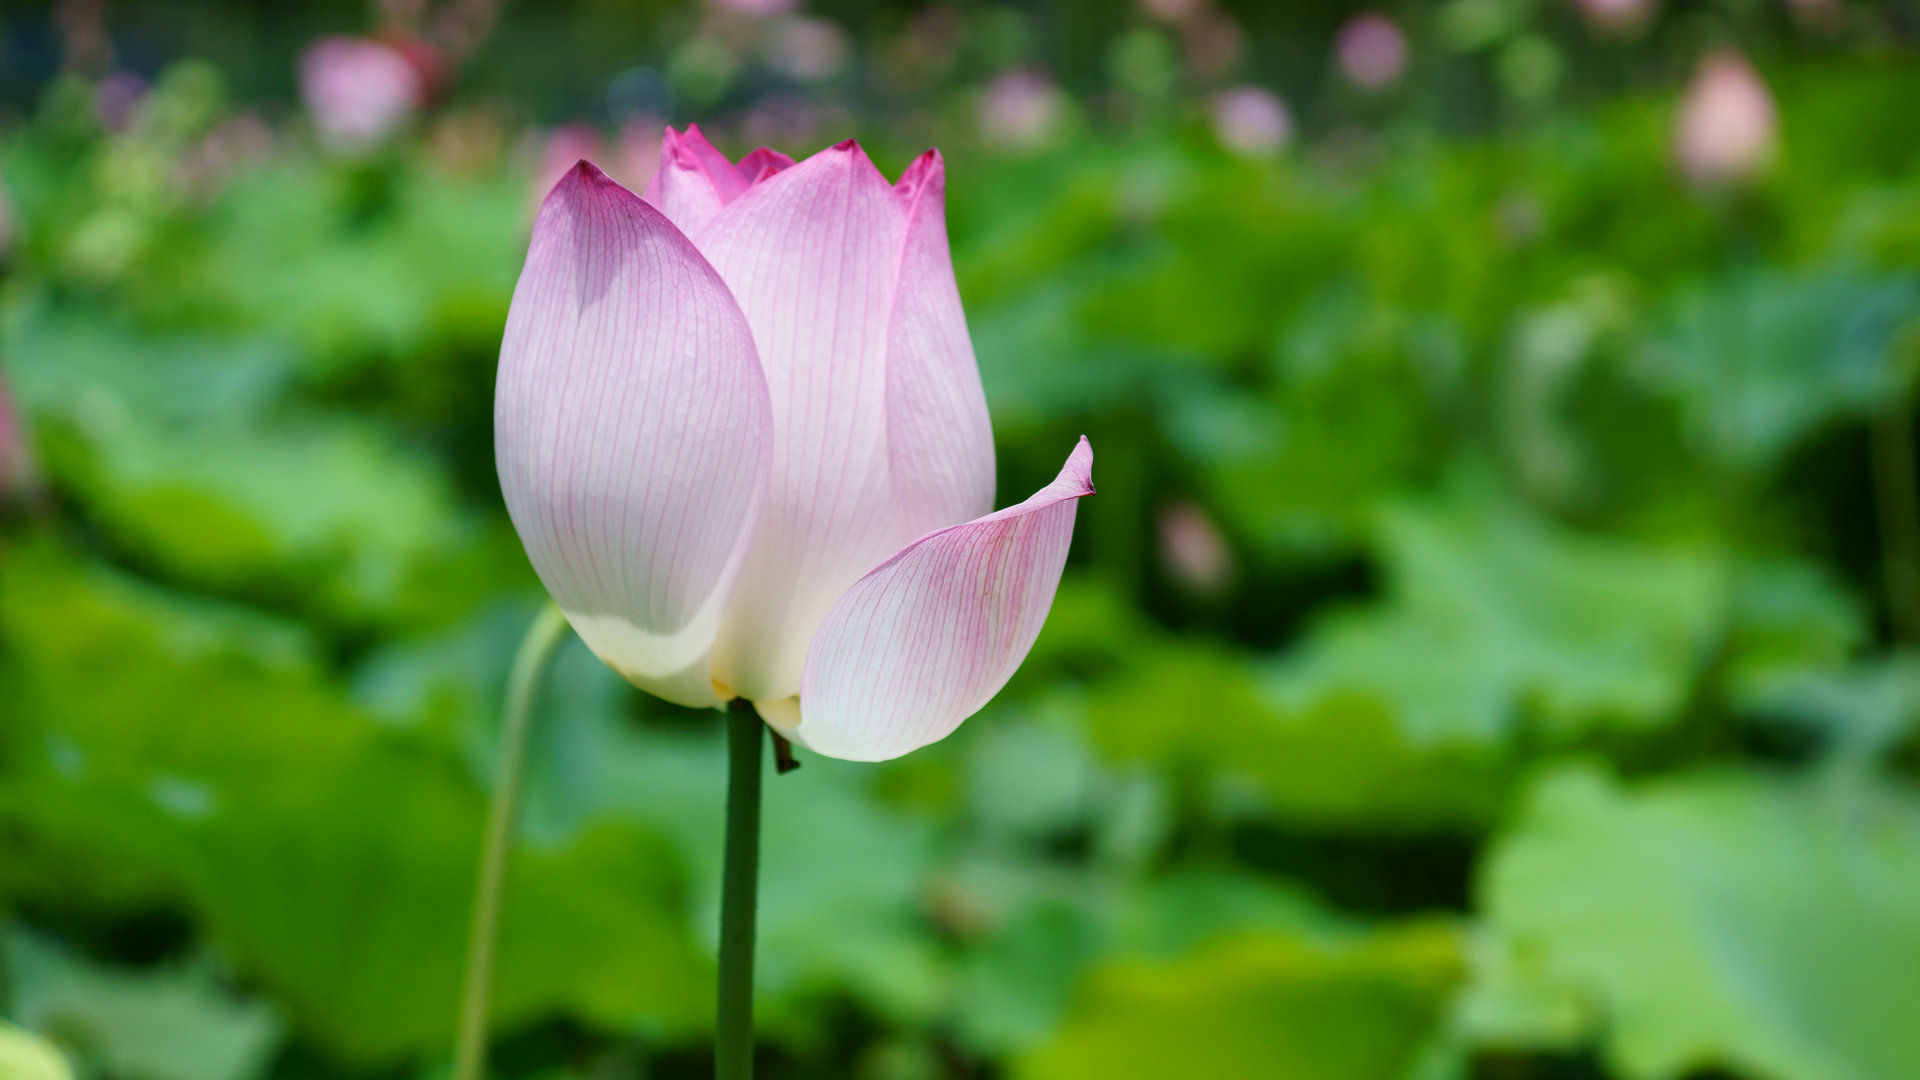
[
  {"x1": 767, "y1": 17, "x2": 850, "y2": 83},
  {"x1": 1336, "y1": 13, "x2": 1408, "y2": 91},
  {"x1": 1787, "y1": 0, "x2": 1844, "y2": 30},
  {"x1": 0, "y1": 170, "x2": 15, "y2": 263},
  {"x1": 1574, "y1": 0, "x2": 1658, "y2": 37},
  {"x1": 614, "y1": 118, "x2": 664, "y2": 192},
  {"x1": 1674, "y1": 49, "x2": 1778, "y2": 187},
  {"x1": 1158, "y1": 500, "x2": 1235, "y2": 592},
  {"x1": 531, "y1": 124, "x2": 605, "y2": 210},
  {"x1": 978, "y1": 70, "x2": 1066, "y2": 152},
  {"x1": 707, "y1": 0, "x2": 799, "y2": 16},
  {"x1": 0, "y1": 368, "x2": 36, "y2": 500},
  {"x1": 300, "y1": 36, "x2": 423, "y2": 153},
  {"x1": 1139, "y1": 0, "x2": 1203, "y2": 23},
  {"x1": 1211, "y1": 86, "x2": 1292, "y2": 157},
  {"x1": 93, "y1": 72, "x2": 148, "y2": 132}
]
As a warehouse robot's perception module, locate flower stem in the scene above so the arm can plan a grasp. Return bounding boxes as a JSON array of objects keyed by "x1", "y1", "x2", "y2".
[
  {"x1": 717, "y1": 700, "x2": 765, "y2": 1080},
  {"x1": 1873, "y1": 401, "x2": 1920, "y2": 644},
  {"x1": 453, "y1": 602, "x2": 571, "y2": 1080}
]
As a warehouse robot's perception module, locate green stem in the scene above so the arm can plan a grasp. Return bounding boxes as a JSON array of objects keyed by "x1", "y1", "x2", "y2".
[
  {"x1": 453, "y1": 603, "x2": 571, "y2": 1080},
  {"x1": 1873, "y1": 402, "x2": 1920, "y2": 645},
  {"x1": 716, "y1": 700, "x2": 765, "y2": 1080}
]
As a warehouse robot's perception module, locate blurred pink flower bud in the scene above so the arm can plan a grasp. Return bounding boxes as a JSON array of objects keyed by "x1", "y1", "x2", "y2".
[
  {"x1": 1158, "y1": 501, "x2": 1234, "y2": 592},
  {"x1": 299, "y1": 36, "x2": 423, "y2": 153},
  {"x1": 1139, "y1": 0, "x2": 1204, "y2": 23},
  {"x1": 1182, "y1": 10, "x2": 1245, "y2": 80},
  {"x1": 0, "y1": 368, "x2": 35, "y2": 500},
  {"x1": 1211, "y1": 86, "x2": 1292, "y2": 156},
  {"x1": 707, "y1": 0, "x2": 798, "y2": 16},
  {"x1": 1574, "y1": 0, "x2": 1658, "y2": 35},
  {"x1": 0, "y1": 171, "x2": 15, "y2": 262},
  {"x1": 176, "y1": 114, "x2": 274, "y2": 200},
  {"x1": 1336, "y1": 12, "x2": 1408, "y2": 90},
  {"x1": 978, "y1": 70, "x2": 1066, "y2": 152},
  {"x1": 768, "y1": 17, "x2": 850, "y2": 82},
  {"x1": 94, "y1": 72, "x2": 147, "y2": 132},
  {"x1": 742, "y1": 96, "x2": 847, "y2": 151},
  {"x1": 614, "y1": 118, "x2": 665, "y2": 192},
  {"x1": 1787, "y1": 0, "x2": 1844, "y2": 30},
  {"x1": 1673, "y1": 49, "x2": 1778, "y2": 187},
  {"x1": 535, "y1": 125, "x2": 605, "y2": 204},
  {"x1": 496, "y1": 129, "x2": 1093, "y2": 760}
]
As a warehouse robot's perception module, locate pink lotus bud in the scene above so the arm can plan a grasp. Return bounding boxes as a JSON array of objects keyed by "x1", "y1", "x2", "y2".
[
  {"x1": 0, "y1": 170, "x2": 15, "y2": 262},
  {"x1": 1182, "y1": 11, "x2": 1245, "y2": 80},
  {"x1": 94, "y1": 72, "x2": 148, "y2": 132},
  {"x1": 767, "y1": 17, "x2": 850, "y2": 82},
  {"x1": 1336, "y1": 12, "x2": 1408, "y2": 90},
  {"x1": 1787, "y1": 0, "x2": 1844, "y2": 30},
  {"x1": 0, "y1": 369, "x2": 35, "y2": 499},
  {"x1": 1158, "y1": 501, "x2": 1234, "y2": 592},
  {"x1": 1211, "y1": 86, "x2": 1292, "y2": 156},
  {"x1": 614, "y1": 118, "x2": 665, "y2": 192},
  {"x1": 533, "y1": 125, "x2": 604, "y2": 209},
  {"x1": 497, "y1": 130, "x2": 1093, "y2": 760},
  {"x1": 1673, "y1": 49, "x2": 1778, "y2": 187},
  {"x1": 299, "y1": 36, "x2": 423, "y2": 153},
  {"x1": 175, "y1": 114, "x2": 274, "y2": 201},
  {"x1": 978, "y1": 70, "x2": 1066, "y2": 152},
  {"x1": 741, "y1": 97, "x2": 840, "y2": 153},
  {"x1": 1139, "y1": 0, "x2": 1204, "y2": 23},
  {"x1": 1573, "y1": 0, "x2": 1657, "y2": 36},
  {"x1": 707, "y1": 0, "x2": 798, "y2": 15}
]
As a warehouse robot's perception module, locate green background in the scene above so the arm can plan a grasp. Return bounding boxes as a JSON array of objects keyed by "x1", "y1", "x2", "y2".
[{"x1": 4, "y1": 1, "x2": 1920, "y2": 1078}]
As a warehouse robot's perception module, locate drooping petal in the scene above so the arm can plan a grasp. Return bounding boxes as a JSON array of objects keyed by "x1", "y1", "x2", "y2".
[
  {"x1": 793, "y1": 437, "x2": 1094, "y2": 762},
  {"x1": 736, "y1": 146, "x2": 796, "y2": 185},
  {"x1": 496, "y1": 161, "x2": 773, "y2": 707},
  {"x1": 886, "y1": 149, "x2": 996, "y2": 540},
  {"x1": 641, "y1": 124, "x2": 750, "y2": 239},
  {"x1": 702, "y1": 140, "x2": 915, "y2": 702}
]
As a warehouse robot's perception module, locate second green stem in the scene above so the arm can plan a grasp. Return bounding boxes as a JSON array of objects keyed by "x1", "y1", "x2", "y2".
[
  {"x1": 716, "y1": 700, "x2": 765, "y2": 1080},
  {"x1": 452, "y1": 603, "x2": 570, "y2": 1080}
]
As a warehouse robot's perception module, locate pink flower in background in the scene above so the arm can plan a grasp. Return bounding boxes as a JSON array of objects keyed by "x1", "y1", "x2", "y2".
[
  {"x1": 978, "y1": 70, "x2": 1066, "y2": 151},
  {"x1": 93, "y1": 72, "x2": 147, "y2": 132},
  {"x1": 1158, "y1": 501, "x2": 1234, "y2": 592},
  {"x1": 176, "y1": 114, "x2": 274, "y2": 200},
  {"x1": 1181, "y1": 9, "x2": 1246, "y2": 80},
  {"x1": 0, "y1": 171, "x2": 15, "y2": 262},
  {"x1": 496, "y1": 126, "x2": 1094, "y2": 761},
  {"x1": 707, "y1": 0, "x2": 799, "y2": 16},
  {"x1": 1787, "y1": 0, "x2": 1844, "y2": 30},
  {"x1": 1211, "y1": 86, "x2": 1292, "y2": 156},
  {"x1": 1336, "y1": 12, "x2": 1408, "y2": 90},
  {"x1": 300, "y1": 37, "x2": 423, "y2": 152},
  {"x1": 1139, "y1": 0, "x2": 1204, "y2": 23},
  {"x1": 0, "y1": 368, "x2": 35, "y2": 500},
  {"x1": 1674, "y1": 49, "x2": 1778, "y2": 186},
  {"x1": 533, "y1": 124, "x2": 605, "y2": 206},
  {"x1": 767, "y1": 16, "x2": 850, "y2": 82},
  {"x1": 614, "y1": 119, "x2": 665, "y2": 191},
  {"x1": 533, "y1": 124, "x2": 662, "y2": 205},
  {"x1": 1574, "y1": 0, "x2": 1658, "y2": 35}
]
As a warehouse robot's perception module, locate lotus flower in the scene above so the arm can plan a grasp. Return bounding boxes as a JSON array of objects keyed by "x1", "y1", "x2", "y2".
[
  {"x1": 300, "y1": 37, "x2": 422, "y2": 153},
  {"x1": 0, "y1": 366, "x2": 33, "y2": 500},
  {"x1": 1673, "y1": 49, "x2": 1777, "y2": 188},
  {"x1": 1335, "y1": 12, "x2": 1408, "y2": 91},
  {"x1": 494, "y1": 126, "x2": 1093, "y2": 761},
  {"x1": 1210, "y1": 86, "x2": 1292, "y2": 157}
]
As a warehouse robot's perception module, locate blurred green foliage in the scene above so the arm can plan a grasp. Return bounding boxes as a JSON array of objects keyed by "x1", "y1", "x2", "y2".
[{"x1": 3, "y1": 2, "x2": 1920, "y2": 1079}]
